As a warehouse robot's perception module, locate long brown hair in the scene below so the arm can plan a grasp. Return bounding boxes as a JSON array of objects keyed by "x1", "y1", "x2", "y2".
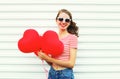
[{"x1": 56, "y1": 9, "x2": 79, "y2": 37}]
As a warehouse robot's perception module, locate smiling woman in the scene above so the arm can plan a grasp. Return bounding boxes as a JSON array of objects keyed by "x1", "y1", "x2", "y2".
[{"x1": 37, "y1": 9, "x2": 79, "y2": 79}]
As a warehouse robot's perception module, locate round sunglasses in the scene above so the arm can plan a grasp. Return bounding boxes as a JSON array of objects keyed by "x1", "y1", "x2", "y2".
[{"x1": 57, "y1": 17, "x2": 71, "y2": 23}]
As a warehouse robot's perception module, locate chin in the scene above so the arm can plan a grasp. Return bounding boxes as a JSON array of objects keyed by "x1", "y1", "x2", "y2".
[
  {"x1": 60, "y1": 28, "x2": 66, "y2": 30},
  {"x1": 60, "y1": 26, "x2": 67, "y2": 30}
]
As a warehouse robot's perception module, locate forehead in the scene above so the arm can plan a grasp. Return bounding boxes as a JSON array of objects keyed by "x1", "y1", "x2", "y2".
[{"x1": 58, "y1": 13, "x2": 70, "y2": 18}]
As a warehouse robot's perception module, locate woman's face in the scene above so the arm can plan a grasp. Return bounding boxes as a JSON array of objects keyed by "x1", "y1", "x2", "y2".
[{"x1": 56, "y1": 12, "x2": 71, "y2": 30}]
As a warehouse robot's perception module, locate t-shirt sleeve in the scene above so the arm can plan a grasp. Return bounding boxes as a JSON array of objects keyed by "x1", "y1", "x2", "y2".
[{"x1": 70, "y1": 35, "x2": 78, "y2": 48}]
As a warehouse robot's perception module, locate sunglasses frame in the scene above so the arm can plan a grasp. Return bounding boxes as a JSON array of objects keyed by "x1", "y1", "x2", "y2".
[{"x1": 57, "y1": 17, "x2": 71, "y2": 23}]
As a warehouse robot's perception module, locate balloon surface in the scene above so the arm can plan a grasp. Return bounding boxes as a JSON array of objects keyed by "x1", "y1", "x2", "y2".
[
  {"x1": 18, "y1": 29, "x2": 42, "y2": 53},
  {"x1": 42, "y1": 30, "x2": 64, "y2": 57},
  {"x1": 18, "y1": 29, "x2": 64, "y2": 57}
]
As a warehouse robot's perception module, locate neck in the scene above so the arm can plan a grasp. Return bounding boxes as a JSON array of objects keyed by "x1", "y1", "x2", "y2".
[
  {"x1": 58, "y1": 29, "x2": 69, "y2": 39},
  {"x1": 59, "y1": 29, "x2": 67, "y2": 34}
]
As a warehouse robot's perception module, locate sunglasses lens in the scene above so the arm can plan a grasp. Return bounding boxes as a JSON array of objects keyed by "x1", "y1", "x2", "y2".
[
  {"x1": 58, "y1": 18, "x2": 63, "y2": 21},
  {"x1": 65, "y1": 19, "x2": 70, "y2": 22}
]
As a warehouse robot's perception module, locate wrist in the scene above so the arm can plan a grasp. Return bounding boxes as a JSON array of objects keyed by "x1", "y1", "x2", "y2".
[{"x1": 47, "y1": 57, "x2": 53, "y2": 63}]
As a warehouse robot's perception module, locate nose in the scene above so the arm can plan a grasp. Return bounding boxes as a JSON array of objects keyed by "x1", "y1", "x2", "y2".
[{"x1": 62, "y1": 20, "x2": 66, "y2": 23}]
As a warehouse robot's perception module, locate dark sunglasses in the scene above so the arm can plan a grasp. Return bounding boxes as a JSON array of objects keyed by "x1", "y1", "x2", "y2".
[{"x1": 57, "y1": 17, "x2": 71, "y2": 23}]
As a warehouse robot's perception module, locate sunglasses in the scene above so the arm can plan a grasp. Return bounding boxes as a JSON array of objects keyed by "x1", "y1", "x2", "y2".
[{"x1": 57, "y1": 17, "x2": 71, "y2": 23}]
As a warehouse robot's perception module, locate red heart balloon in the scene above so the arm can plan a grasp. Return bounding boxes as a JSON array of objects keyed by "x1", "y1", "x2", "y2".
[
  {"x1": 18, "y1": 29, "x2": 42, "y2": 53},
  {"x1": 42, "y1": 30, "x2": 64, "y2": 57}
]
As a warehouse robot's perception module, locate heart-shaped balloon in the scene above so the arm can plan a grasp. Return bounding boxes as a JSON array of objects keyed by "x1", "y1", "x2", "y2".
[
  {"x1": 42, "y1": 30, "x2": 64, "y2": 57},
  {"x1": 18, "y1": 29, "x2": 42, "y2": 53}
]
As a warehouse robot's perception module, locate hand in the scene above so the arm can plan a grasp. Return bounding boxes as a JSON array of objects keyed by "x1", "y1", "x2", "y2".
[{"x1": 37, "y1": 51, "x2": 51, "y2": 62}]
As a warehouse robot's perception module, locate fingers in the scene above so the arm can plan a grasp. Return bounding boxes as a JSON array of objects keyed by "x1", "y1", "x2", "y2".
[{"x1": 38, "y1": 52, "x2": 44, "y2": 60}]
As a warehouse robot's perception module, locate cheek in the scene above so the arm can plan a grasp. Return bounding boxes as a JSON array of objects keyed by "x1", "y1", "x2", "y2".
[
  {"x1": 56, "y1": 20, "x2": 60, "y2": 25},
  {"x1": 67, "y1": 23, "x2": 70, "y2": 26},
  {"x1": 65, "y1": 23, "x2": 70, "y2": 28}
]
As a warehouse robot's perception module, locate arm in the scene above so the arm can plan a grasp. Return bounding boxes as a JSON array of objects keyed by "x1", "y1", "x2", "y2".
[
  {"x1": 46, "y1": 61, "x2": 52, "y2": 66},
  {"x1": 38, "y1": 48, "x2": 77, "y2": 68}
]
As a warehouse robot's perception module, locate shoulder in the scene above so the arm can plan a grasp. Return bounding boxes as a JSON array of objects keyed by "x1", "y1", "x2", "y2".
[
  {"x1": 68, "y1": 34, "x2": 78, "y2": 42},
  {"x1": 69, "y1": 34, "x2": 78, "y2": 39},
  {"x1": 68, "y1": 34, "x2": 78, "y2": 48}
]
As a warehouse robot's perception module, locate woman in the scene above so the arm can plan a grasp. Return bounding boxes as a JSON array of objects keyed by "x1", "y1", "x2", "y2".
[{"x1": 38, "y1": 9, "x2": 79, "y2": 79}]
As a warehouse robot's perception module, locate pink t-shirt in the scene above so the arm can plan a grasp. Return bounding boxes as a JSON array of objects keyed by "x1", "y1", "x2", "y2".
[{"x1": 54, "y1": 34, "x2": 78, "y2": 61}]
